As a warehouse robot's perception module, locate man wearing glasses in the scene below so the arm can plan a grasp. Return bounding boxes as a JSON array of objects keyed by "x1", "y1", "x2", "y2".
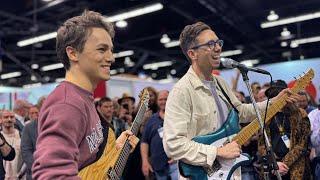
[{"x1": 162, "y1": 22, "x2": 298, "y2": 179}]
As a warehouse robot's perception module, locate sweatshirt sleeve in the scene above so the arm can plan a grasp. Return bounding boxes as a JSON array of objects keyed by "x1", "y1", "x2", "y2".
[{"x1": 32, "y1": 103, "x2": 86, "y2": 180}]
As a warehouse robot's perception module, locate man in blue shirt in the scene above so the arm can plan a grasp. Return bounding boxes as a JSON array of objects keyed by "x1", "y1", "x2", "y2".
[{"x1": 141, "y1": 90, "x2": 178, "y2": 180}]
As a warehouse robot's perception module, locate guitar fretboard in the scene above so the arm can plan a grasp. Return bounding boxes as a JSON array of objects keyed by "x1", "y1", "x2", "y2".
[
  {"x1": 232, "y1": 73, "x2": 313, "y2": 146},
  {"x1": 111, "y1": 104, "x2": 147, "y2": 178}
]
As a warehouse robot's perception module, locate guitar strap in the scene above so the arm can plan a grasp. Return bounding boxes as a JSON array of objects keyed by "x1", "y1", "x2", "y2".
[{"x1": 215, "y1": 79, "x2": 239, "y2": 114}]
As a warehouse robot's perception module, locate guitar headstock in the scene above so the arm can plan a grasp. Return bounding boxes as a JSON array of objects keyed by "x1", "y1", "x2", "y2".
[
  {"x1": 138, "y1": 88, "x2": 150, "y2": 108},
  {"x1": 291, "y1": 68, "x2": 314, "y2": 93}
]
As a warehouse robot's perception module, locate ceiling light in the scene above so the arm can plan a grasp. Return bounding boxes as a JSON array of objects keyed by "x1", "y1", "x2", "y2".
[
  {"x1": 267, "y1": 10, "x2": 279, "y2": 21},
  {"x1": 151, "y1": 73, "x2": 157, "y2": 78},
  {"x1": 290, "y1": 42, "x2": 298, "y2": 48},
  {"x1": 105, "y1": 3, "x2": 163, "y2": 22},
  {"x1": 164, "y1": 40, "x2": 180, "y2": 48},
  {"x1": 118, "y1": 68, "x2": 125, "y2": 73},
  {"x1": 220, "y1": 49, "x2": 243, "y2": 57},
  {"x1": 160, "y1": 34, "x2": 170, "y2": 44},
  {"x1": 17, "y1": 3, "x2": 163, "y2": 47},
  {"x1": 170, "y1": 69, "x2": 176, "y2": 75},
  {"x1": 115, "y1": 20, "x2": 128, "y2": 28},
  {"x1": 124, "y1": 57, "x2": 135, "y2": 67},
  {"x1": 110, "y1": 69, "x2": 117, "y2": 75},
  {"x1": 41, "y1": 63, "x2": 64, "y2": 71},
  {"x1": 31, "y1": 64, "x2": 39, "y2": 69},
  {"x1": 1, "y1": 72, "x2": 22, "y2": 79},
  {"x1": 31, "y1": 75, "x2": 37, "y2": 81},
  {"x1": 143, "y1": 61, "x2": 173, "y2": 70},
  {"x1": 23, "y1": 82, "x2": 42, "y2": 89},
  {"x1": 17, "y1": 32, "x2": 57, "y2": 47},
  {"x1": 281, "y1": 27, "x2": 291, "y2": 37},
  {"x1": 114, "y1": 50, "x2": 134, "y2": 58},
  {"x1": 55, "y1": 78, "x2": 65, "y2": 82},
  {"x1": 240, "y1": 59, "x2": 260, "y2": 67},
  {"x1": 291, "y1": 35, "x2": 320, "y2": 45},
  {"x1": 261, "y1": 11, "x2": 320, "y2": 28},
  {"x1": 281, "y1": 42, "x2": 288, "y2": 47}
]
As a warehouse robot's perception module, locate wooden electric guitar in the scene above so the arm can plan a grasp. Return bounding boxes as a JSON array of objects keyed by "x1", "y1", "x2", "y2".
[
  {"x1": 78, "y1": 89, "x2": 149, "y2": 180},
  {"x1": 178, "y1": 69, "x2": 314, "y2": 180}
]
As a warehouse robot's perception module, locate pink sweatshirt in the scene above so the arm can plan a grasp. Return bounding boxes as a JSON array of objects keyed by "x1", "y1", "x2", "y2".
[{"x1": 32, "y1": 81, "x2": 103, "y2": 179}]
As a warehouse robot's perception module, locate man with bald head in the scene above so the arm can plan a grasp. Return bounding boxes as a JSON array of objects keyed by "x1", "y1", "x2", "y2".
[
  {"x1": 13, "y1": 100, "x2": 31, "y2": 132},
  {"x1": 141, "y1": 90, "x2": 178, "y2": 180}
]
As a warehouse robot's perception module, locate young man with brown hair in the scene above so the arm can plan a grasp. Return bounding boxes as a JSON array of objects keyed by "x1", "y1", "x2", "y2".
[{"x1": 32, "y1": 10, "x2": 137, "y2": 179}]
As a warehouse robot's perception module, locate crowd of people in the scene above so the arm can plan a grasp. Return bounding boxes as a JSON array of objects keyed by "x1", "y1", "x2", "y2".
[
  {"x1": 0, "y1": 80, "x2": 318, "y2": 180},
  {"x1": 0, "y1": 10, "x2": 319, "y2": 180}
]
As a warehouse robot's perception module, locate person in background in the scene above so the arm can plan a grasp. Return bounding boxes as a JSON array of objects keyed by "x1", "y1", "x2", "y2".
[
  {"x1": 256, "y1": 87, "x2": 268, "y2": 103},
  {"x1": 97, "y1": 97, "x2": 126, "y2": 138},
  {"x1": 141, "y1": 87, "x2": 159, "y2": 135},
  {"x1": 308, "y1": 107, "x2": 320, "y2": 179},
  {"x1": 36, "y1": 96, "x2": 46, "y2": 111},
  {"x1": 118, "y1": 93, "x2": 135, "y2": 130},
  {"x1": 298, "y1": 91, "x2": 316, "y2": 114},
  {"x1": 145, "y1": 86, "x2": 159, "y2": 114},
  {"x1": 141, "y1": 90, "x2": 178, "y2": 180},
  {"x1": 13, "y1": 100, "x2": 31, "y2": 133},
  {"x1": 0, "y1": 110, "x2": 16, "y2": 180},
  {"x1": 1, "y1": 110, "x2": 23, "y2": 179},
  {"x1": 258, "y1": 80, "x2": 311, "y2": 180},
  {"x1": 234, "y1": 90, "x2": 246, "y2": 103},
  {"x1": 21, "y1": 106, "x2": 39, "y2": 180}
]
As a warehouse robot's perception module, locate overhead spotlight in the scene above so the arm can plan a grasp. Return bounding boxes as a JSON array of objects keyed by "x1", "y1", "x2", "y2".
[
  {"x1": 151, "y1": 73, "x2": 157, "y2": 78},
  {"x1": 290, "y1": 42, "x2": 298, "y2": 48},
  {"x1": 281, "y1": 27, "x2": 291, "y2": 37},
  {"x1": 267, "y1": 10, "x2": 279, "y2": 21},
  {"x1": 160, "y1": 34, "x2": 170, "y2": 44},
  {"x1": 281, "y1": 42, "x2": 288, "y2": 47},
  {"x1": 118, "y1": 68, "x2": 125, "y2": 73},
  {"x1": 31, "y1": 75, "x2": 37, "y2": 81},
  {"x1": 31, "y1": 64, "x2": 39, "y2": 69},
  {"x1": 170, "y1": 69, "x2": 176, "y2": 75},
  {"x1": 116, "y1": 20, "x2": 128, "y2": 28}
]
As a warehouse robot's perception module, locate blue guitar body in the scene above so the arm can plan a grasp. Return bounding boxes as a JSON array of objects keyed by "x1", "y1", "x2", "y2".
[{"x1": 178, "y1": 109, "x2": 251, "y2": 180}]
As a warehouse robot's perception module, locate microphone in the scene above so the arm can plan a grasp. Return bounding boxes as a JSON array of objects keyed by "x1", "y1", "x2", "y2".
[{"x1": 220, "y1": 58, "x2": 271, "y2": 75}]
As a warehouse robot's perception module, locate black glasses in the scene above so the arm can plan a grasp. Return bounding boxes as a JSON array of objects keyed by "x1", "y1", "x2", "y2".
[{"x1": 191, "y1": 39, "x2": 224, "y2": 50}]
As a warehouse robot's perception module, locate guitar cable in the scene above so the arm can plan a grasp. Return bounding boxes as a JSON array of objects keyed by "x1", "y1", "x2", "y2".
[{"x1": 262, "y1": 73, "x2": 273, "y2": 177}]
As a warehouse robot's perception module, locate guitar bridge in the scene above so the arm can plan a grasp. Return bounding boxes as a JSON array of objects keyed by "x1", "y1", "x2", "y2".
[{"x1": 204, "y1": 161, "x2": 221, "y2": 177}]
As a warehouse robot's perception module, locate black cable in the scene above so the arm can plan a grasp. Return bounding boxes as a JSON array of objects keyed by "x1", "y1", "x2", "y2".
[{"x1": 262, "y1": 73, "x2": 274, "y2": 176}]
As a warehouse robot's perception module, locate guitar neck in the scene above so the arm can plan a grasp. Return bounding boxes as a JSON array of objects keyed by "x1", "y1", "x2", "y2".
[
  {"x1": 233, "y1": 87, "x2": 300, "y2": 146},
  {"x1": 111, "y1": 104, "x2": 147, "y2": 177}
]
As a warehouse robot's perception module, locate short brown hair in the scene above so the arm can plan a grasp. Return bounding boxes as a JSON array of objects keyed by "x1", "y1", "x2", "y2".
[
  {"x1": 179, "y1": 22, "x2": 211, "y2": 63},
  {"x1": 56, "y1": 10, "x2": 115, "y2": 70}
]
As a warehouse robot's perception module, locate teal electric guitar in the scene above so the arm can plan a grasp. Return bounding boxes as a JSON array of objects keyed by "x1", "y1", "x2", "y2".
[{"x1": 178, "y1": 69, "x2": 314, "y2": 180}]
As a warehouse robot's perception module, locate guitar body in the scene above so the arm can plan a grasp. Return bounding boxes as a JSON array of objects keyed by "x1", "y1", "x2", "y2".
[
  {"x1": 79, "y1": 89, "x2": 150, "y2": 180},
  {"x1": 179, "y1": 109, "x2": 251, "y2": 180},
  {"x1": 78, "y1": 128, "x2": 119, "y2": 180}
]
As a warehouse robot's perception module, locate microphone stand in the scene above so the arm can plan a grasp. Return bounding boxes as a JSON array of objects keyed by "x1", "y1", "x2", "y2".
[{"x1": 239, "y1": 68, "x2": 282, "y2": 180}]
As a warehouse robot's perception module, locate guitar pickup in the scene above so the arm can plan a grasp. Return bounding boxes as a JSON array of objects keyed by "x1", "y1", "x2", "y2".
[{"x1": 205, "y1": 161, "x2": 221, "y2": 177}]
